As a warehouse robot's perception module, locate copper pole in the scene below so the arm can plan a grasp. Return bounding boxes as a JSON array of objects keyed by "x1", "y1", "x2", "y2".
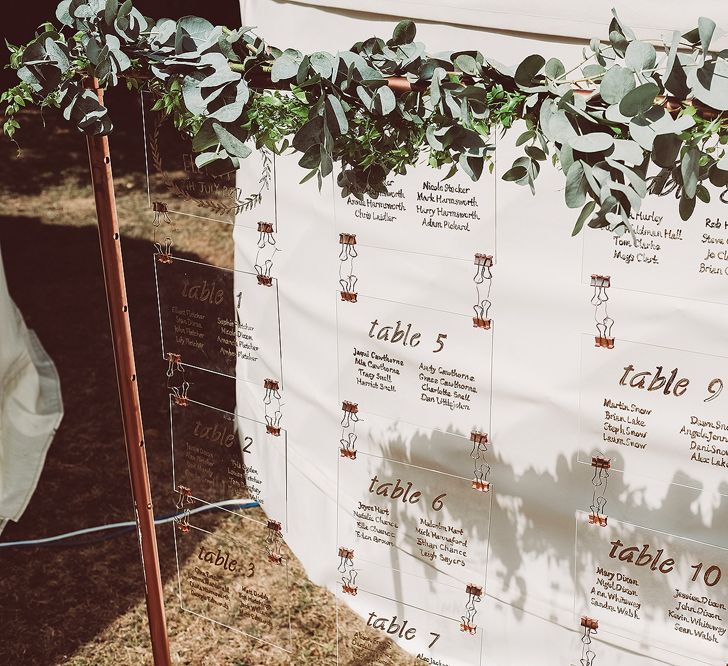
[{"x1": 84, "y1": 78, "x2": 172, "y2": 666}]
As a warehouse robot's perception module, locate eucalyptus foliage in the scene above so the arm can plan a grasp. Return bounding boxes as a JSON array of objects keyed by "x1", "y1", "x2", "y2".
[{"x1": 2, "y1": 1, "x2": 728, "y2": 234}]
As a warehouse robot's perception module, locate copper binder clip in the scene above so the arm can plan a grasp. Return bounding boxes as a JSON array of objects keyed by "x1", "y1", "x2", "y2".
[
  {"x1": 466, "y1": 584, "x2": 483, "y2": 598},
  {"x1": 460, "y1": 583, "x2": 482, "y2": 634},
  {"x1": 594, "y1": 336, "x2": 615, "y2": 349},
  {"x1": 338, "y1": 547, "x2": 358, "y2": 595},
  {"x1": 257, "y1": 274, "x2": 273, "y2": 286},
  {"x1": 172, "y1": 381, "x2": 190, "y2": 407},
  {"x1": 166, "y1": 352, "x2": 182, "y2": 376},
  {"x1": 263, "y1": 379, "x2": 282, "y2": 435},
  {"x1": 338, "y1": 233, "x2": 358, "y2": 302},
  {"x1": 341, "y1": 400, "x2": 360, "y2": 428},
  {"x1": 266, "y1": 519, "x2": 283, "y2": 564},
  {"x1": 474, "y1": 253, "x2": 493, "y2": 268},
  {"x1": 590, "y1": 275, "x2": 610, "y2": 289},
  {"x1": 342, "y1": 401, "x2": 359, "y2": 416},
  {"x1": 174, "y1": 485, "x2": 193, "y2": 533},
  {"x1": 581, "y1": 617, "x2": 599, "y2": 631},
  {"x1": 588, "y1": 512, "x2": 608, "y2": 527},
  {"x1": 472, "y1": 479, "x2": 490, "y2": 492},
  {"x1": 258, "y1": 222, "x2": 274, "y2": 234},
  {"x1": 339, "y1": 432, "x2": 357, "y2": 459},
  {"x1": 591, "y1": 456, "x2": 611, "y2": 470},
  {"x1": 470, "y1": 431, "x2": 488, "y2": 446},
  {"x1": 155, "y1": 237, "x2": 173, "y2": 264}
]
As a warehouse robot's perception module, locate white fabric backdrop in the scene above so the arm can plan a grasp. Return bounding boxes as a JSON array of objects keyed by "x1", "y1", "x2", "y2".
[
  {"x1": 234, "y1": 2, "x2": 728, "y2": 664},
  {"x1": 253, "y1": 0, "x2": 728, "y2": 45},
  {"x1": 0, "y1": 245, "x2": 63, "y2": 535}
]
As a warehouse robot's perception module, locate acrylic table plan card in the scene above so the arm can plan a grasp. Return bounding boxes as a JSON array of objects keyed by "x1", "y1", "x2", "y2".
[
  {"x1": 170, "y1": 397, "x2": 288, "y2": 526},
  {"x1": 154, "y1": 254, "x2": 283, "y2": 383},
  {"x1": 336, "y1": 560, "x2": 485, "y2": 666},
  {"x1": 574, "y1": 512, "x2": 728, "y2": 665},
  {"x1": 336, "y1": 293, "x2": 493, "y2": 434},
  {"x1": 581, "y1": 189, "x2": 728, "y2": 305},
  {"x1": 143, "y1": 94, "x2": 275, "y2": 225},
  {"x1": 172, "y1": 508, "x2": 293, "y2": 654},
  {"x1": 332, "y1": 140, "x2": 496, "y2": 263},
  {"x1": 577, "y1": 334, "x2": 728, "y2": 494},
  {"x1": 336, "y1": 446, "x2": 491, "y2": 591}
]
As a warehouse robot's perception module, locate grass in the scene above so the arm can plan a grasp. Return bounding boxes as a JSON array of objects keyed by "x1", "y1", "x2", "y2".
[{"x1": 0, "y1": 95, "x2": 410, "y2": 665}]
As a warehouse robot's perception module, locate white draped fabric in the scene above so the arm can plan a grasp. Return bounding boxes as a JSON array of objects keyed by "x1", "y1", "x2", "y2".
[
  {"x1": 0, "y1": 246, "x2": 63, "y2": 534},
  {"x1": 277, "y1": 0, "x2": 728, "y2": 43},
  {"x1": 235, "y1": 2, "x2": 728, "y2": 664}
]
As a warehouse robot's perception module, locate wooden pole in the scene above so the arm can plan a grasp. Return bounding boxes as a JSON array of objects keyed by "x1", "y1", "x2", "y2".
[{"x1": 84, "y1": 78, "x2": 172, "y2": 666}]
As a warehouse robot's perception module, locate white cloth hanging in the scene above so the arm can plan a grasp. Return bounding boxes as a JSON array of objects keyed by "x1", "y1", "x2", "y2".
[
  {"x1": 235, "y1": 3, "x2": 728, "y2": 664},
  {"x1": 0, "y1": 244, "x2": 63, "y2": 535}
]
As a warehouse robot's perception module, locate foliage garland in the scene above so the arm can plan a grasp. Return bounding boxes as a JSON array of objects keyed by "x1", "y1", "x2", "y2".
[{"x1": 2, "y1": 0, "x2": 728, "y2": 236}]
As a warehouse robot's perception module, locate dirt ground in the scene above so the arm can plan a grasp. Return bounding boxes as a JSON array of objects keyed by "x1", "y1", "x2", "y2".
[{"x1": 0, "y1": 96, "x2": 412, "y2": 665}]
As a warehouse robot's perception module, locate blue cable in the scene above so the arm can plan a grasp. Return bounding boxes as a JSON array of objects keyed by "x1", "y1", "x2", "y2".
[{"x1": 0, "y1": 499, "x2": 260, "y2": 549}]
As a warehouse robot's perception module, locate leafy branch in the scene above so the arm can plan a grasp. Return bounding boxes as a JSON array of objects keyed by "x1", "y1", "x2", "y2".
[{"x1": 2, "y1": 0, "x2": 727, "y2": 235}]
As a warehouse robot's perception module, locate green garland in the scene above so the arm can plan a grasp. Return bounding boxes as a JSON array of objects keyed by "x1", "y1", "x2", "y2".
[{"x1": 2, "y1": 0, "x2": 728, "y2": 235}]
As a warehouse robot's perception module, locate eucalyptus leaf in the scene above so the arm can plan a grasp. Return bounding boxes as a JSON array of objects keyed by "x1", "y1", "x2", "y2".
[
  {"x1": 582, "y1": 64, "x2": 606, "y2": 79},
  {"x1": 374, "y1": 85, "x2": 396, "y2": 115},
  {"x1": 681, "y1": 147, "x2": 700, "y2": 199},
  {"x1": 212, "y1": 122, "x2": 251, "y2": 158},
  {"x1": 454, "y1": 54, "x2": 479, "y2": 76},
  {"x1": 44, "y1": 38, "x2": 69, "y2": 71},
  {"x1": 544, "y1": 58, "x2": 565, "y2": 80},
  {"x1": 609, "y1": 30, "x2": 628, "y2": 57},
  {"x1": 293, "y1": 116, "x2": 324, "y2": 152},
  {"x1": 619, "y1": 82, "x2": 659, "y2": 117},
  {"x1": 175, "y1": 16, "x2": 216, "y2": 53},
  {"x1": 666, "y1": 53, "x2": 690, "y2": 98},
  {"x1": 502, "y1": 165, "x2": 528, "y2": 182},
  {"x1": 191, "y1": 120, "x2": 219, "y2": 152},
  {"x1": 698, "y1": 17, "x2": 717, "y2": 55},
  {"x1": 195, "y1": 150, "x2": 226, "y2": 169},
  {"x1": 688, "y1": 53, "x2": 728, "y2": 111},
  {"x1": 679, "y1": 192, "x2": 696, "y2": 220},
  {"x1": 459, "y1": 153, "x2": 483, "y2": 181},
  {"x1": 609, "y1": 139, "x2": 643, "y2": 166},
  {"x1": 310, "y1": 52, "x2": 335, "y2": 79},
  {"x1": 572, "y1": 200, "x2": 596, "y2": 236},
  {"x1": 325, "y1": 94, "x2": 348, "y2": 135},
  {"x1": 56, "y1": 0, "x2": 73, "y2": 26},
  {"x1": 548, "y1": 110, "x2": 578, "y2": 143},
  {"x1": 600, "y1": 66, "x2": 635, "y2": 105},
  {"x1": 565, "y1": 161, "x2": 586, "y2": 208},
  {"x1": 298, "y1": 144, "x2": 321, "y2": 169},
  {"x1": 389, "y1": 20, "x2": 416, "y2": 47},
  {"x1": 568, "y1": 133, "x2": 614, "y2": 154},
  {"x1": 652, "y1": 133, "x2": 681, "y2": 168},
  {"x1": 515, "y1": 54, "x2": 545, "y2": 87},
  {"x1": 320, "y1": 145, "x2": 333, "y2": 177},
  {"x1": 104, "y1": 0, "x2": 119, "y2": 26},
  {"x1": 271, "y1": 50, "x2": 303, "y2": 82},
  {"x1": 624, "y1": 41, "x2": 656, "y2": 72}
]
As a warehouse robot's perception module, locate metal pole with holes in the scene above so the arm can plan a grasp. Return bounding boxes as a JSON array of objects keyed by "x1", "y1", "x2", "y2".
[{"x1": 84, "y1": 78, "x2": 172, "y2": 666}]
